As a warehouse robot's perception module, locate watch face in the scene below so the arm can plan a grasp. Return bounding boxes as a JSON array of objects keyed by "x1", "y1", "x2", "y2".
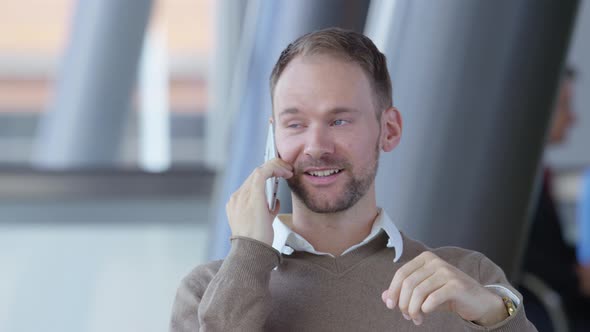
[{"x1": 502, "y1": 297, "x2": 516, "y2": 316}]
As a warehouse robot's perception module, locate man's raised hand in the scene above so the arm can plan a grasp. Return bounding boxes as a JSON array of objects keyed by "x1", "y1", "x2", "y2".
[
  {"x1": 382, "y1": 251, "x2": 508, "y2": 326},
  {"x1": 226, "y1": 158, "x2": 293, "y2": 246}
]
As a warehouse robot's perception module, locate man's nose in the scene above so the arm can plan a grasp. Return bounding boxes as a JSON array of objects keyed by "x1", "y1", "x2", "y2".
[{"x1": 303, "y1": 126, "x2": 334, "y2": 159}]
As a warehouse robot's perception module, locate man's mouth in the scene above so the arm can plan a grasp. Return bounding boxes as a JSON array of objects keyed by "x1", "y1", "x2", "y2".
[{"x1": 304, "y1": 169, "x2": 343, "y2": 177}]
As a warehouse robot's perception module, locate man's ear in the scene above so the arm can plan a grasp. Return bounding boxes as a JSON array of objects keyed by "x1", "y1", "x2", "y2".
[
  {"x1": 380, "y1": 107, "x2": 402, "y2": 152},
  {"x1": 269, "y1": 116, "x2": 274, "y2": 124}
]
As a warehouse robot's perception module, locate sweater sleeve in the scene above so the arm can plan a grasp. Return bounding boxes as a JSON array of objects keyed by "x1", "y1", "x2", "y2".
[
  {"x1": 460, "y1": 254, "x2": 538, "y2": 332},
  {"x1": 170, "y1": 236, "x2": 281, "y2": 332}
]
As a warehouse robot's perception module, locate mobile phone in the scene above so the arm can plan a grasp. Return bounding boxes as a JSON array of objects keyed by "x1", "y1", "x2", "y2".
[{"x1": 264, "y1": 123, "x2": 280, "y2": 210}]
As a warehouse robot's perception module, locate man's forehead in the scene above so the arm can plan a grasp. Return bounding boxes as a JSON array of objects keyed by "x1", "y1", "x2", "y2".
[{"x1": 274, "y1": 59, "x2": 372, "y2": 105}]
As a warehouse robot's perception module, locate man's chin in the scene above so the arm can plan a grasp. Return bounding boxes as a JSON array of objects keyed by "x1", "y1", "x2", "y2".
[
  {"x1": 287, "y1": 177, "x2": 364, "y2": 213},
  {"x1": 302, "y1": 200, "x2": 350, "y2": 214},
  {"x1": 295, "y1": 191, "x2": 356, "y2": 214}
]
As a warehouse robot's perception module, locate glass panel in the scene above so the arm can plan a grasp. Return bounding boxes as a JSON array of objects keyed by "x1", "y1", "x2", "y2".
[
  {"x1": 0, "y1": 0, "x2": 216, "y2": 169},
  {"x1": 0, "y1": 0, "x2": 74, "y2": 165}
]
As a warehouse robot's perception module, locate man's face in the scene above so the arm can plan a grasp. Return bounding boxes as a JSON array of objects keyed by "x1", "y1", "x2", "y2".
[{"x1": 272, "y1": 54, "x2": 383, "y2": 213}]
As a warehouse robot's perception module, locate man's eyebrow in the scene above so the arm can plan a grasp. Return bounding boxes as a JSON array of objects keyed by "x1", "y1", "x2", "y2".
[
  {"x1": 278, "y1": 108, "x2": 299, "y2": 118},
  {"x1": 328, "y1": 107, "x2": 360, "y2": 115},
  {"x1": 278, "y1": 107, "x2": 360, "y2": 118}
]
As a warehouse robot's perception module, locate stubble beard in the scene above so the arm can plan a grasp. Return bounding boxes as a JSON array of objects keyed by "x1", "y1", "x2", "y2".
[{"x1": 286, "y1": 142, "x2": 380, "y2": 214}]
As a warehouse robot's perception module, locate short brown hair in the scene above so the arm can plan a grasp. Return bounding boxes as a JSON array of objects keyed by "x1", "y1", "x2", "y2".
[{"x1": 270, "y1": 27, "x2": 392, "y2": 115}]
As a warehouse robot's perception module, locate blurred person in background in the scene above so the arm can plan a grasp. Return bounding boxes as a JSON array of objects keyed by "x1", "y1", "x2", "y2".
[{"x1": 521, "y1": 66, "x2": 590, "y2": 331}]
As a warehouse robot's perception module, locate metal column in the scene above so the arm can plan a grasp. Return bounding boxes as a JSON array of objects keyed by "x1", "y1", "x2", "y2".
[
  {"x1": 372, "y1": 0, "x2": 579, "y2": 280},
  {"x1": 33, "y1": 0, "x2": 153, "y2": 169}
]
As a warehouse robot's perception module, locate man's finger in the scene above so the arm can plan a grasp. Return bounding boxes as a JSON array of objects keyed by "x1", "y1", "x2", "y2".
[
  {"x1": 246, "y1": 159, "x2": 293, "y2": 196},
  {"x1": 255, "y1": 158, "x2": 293, "y2": 180},
  {"x1": 385, "y1": 253, "x2": 429, "y2": 307},
  {"x1": 421, "y1": 283, "x2": 455, "y2": 314},
  {"x1": 396, "y1": 267, "x2": 435, "y2": 315},
  {"x1": 407, "y1": 271, "x2": 447, "y2": 322}
]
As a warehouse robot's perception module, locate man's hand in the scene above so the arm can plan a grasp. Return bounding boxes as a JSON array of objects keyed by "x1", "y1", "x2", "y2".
[
  {"x1": 381, "y1": 251, "x2": 508, "y2": 326},
  {"x1": 226, "y1": 158, "x2": 293, "y2": 246}
]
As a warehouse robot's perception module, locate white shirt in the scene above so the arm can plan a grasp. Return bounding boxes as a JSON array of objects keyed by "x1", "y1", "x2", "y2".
[
  {"x1": 272, "y1": 208, "x2": 403, "y2": 262},
  {"x1": 270, "y1": 208, "x2": 519, "y2": 305}
]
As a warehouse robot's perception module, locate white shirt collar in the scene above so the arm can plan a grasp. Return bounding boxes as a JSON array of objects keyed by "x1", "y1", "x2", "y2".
[{"x1": 271, "y1": 208, "x2": 403, "y2": 262}]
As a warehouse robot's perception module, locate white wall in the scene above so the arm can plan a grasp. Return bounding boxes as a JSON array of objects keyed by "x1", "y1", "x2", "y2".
[{"x1": 0, "y1": 200, "x2": 209, "y2": 332}]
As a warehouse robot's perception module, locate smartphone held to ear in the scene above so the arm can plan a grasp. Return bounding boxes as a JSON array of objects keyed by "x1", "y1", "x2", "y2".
[{"x1": 265, "y1": 123, "x2": 280, "y2": 210}]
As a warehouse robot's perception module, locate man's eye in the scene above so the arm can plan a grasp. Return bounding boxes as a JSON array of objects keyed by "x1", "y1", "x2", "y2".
[
  {"x1": 287, "y1": 123, "x2": 302, "y2": 129},
  {"x1": 332, "y1": 119, "x2": 349, "y2": 126}
]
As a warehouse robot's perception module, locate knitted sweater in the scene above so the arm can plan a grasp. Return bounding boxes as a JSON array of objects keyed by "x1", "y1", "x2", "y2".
[{"x1": 170, "y1": 231, "x2": 537, "y2": 331}]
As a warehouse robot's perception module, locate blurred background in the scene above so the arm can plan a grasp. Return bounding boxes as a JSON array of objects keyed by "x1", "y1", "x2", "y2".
[{"x1": 0, "y1": 0, "x2": 588, "y2": 331}]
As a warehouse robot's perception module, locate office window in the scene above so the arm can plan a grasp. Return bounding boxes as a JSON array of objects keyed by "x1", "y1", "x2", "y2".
[{"x1": 0, "y1": 0, "x2": 216, "y2": 169}]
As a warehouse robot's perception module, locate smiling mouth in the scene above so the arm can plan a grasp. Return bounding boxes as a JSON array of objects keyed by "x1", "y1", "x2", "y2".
[{"x1": 304, "y1": 169, "x2": 343, "y2": 177}]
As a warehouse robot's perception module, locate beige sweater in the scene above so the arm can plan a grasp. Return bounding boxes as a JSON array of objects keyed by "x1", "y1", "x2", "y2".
[{"x1": 170, "y1": 231, "x2": 537, "y2": 331}]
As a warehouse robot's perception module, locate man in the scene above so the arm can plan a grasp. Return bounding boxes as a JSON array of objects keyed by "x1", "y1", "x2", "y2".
[
  {"x1": 170, "y1": 28, "x2": 536, "y2": 331},
  {"x1": 522, "y1": 67, "x2": 590, "y2": 331}
]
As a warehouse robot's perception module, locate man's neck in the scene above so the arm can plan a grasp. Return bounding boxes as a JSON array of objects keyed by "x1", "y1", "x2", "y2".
[{"x1": 289, "y1": 193, "x2": 379, "y2": 256}]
